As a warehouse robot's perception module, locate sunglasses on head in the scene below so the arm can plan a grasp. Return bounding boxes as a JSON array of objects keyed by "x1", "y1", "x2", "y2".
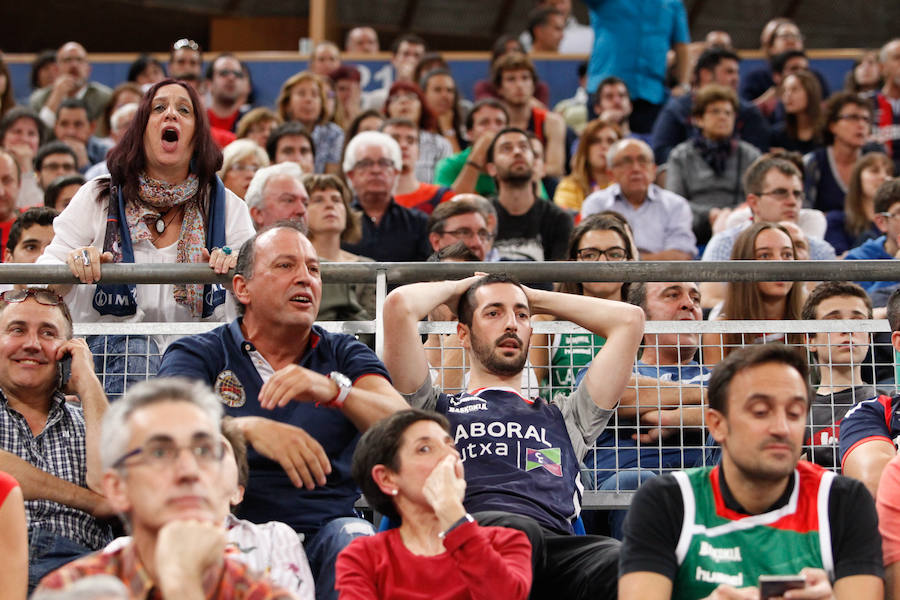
[
  {"x1": 173, "y1": 38, "x2": 200, "y2": 52},
  {"x1": 0, "y1": 289, "x2": 64, "y2": 306}
]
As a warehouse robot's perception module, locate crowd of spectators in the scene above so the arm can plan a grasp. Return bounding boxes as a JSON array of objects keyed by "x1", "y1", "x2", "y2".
[{"x1": 3, "y1": 2, "x2": 900, "y2": 598}]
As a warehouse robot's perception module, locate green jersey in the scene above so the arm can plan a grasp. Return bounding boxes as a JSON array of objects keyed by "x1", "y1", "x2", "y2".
[{"x1": 673, "y1": 462, "x2": 834, "y2": 600}]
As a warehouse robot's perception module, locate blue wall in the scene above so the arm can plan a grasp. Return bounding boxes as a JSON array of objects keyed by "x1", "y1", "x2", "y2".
[{"x1": 8, "y1": 56, "x2": 854, "y2": 111}]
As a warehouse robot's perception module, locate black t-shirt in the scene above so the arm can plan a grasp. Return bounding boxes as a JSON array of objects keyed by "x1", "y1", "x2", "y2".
[
  {"x1": 491, "y1": 196, "x2": 573, "y2": 262},
  {"x1": 808, "y1": 385, "x2": 880, "y2": 469},
  {"x1": 619, "y1": 466, "x2": 884, "y2": 582}
]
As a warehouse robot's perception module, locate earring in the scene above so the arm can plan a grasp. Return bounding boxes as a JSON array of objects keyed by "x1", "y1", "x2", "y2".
[{"x1": 391, "y1": 489, "x2": 398, "y2": 496}]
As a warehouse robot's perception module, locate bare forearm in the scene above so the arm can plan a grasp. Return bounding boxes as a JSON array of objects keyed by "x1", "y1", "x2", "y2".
[
  {"x1": 76, "y1": 378, "x2": 109, "y2": 491},
  {"x1": 340, "y1": 378, "x2": 407, "y2": 431},
  {"x1": 617, "y1": 375, "x2": 705, "y2": 418},
  {"x1": 528, "y1": 288, "x2": 643, "y2": 340},
  {"x1": 673, "y1": 43, "x2": 690, "y2": 87},
  {"x1": 383, "y1": 281, "x2": 465, "y2": 392},
  {"x1": 0, "y1": 450, "x2": 100, "y2": 513},
  {"x1": 451, "y1": 162, "x2": 481, "y2": 194}
]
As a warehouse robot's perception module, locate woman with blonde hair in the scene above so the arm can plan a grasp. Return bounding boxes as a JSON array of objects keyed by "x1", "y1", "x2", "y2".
[
  {"x1": 276, "y1": 72, "x2": 344, "y2": 174},
  {"x1": 553, "y1": 119, "x2": 622, "y2": 214},
  {"x1": 218, "y1": 139, "x2": 270, "y2": 199},
  {"x1": 235, "y1": 107, "x2": 283, "y2": 149},
  {"x1": 702, "y1": 221, "x2": 806, "y2": 365}
]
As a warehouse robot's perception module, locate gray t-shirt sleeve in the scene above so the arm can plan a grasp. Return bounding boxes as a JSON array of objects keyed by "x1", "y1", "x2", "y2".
[
  {"x1": 554, "y1": 380, "x2": 615, "y2": 461},
  {"x1": 402, "y1": 374, "x2": 441, "y2": 411}
]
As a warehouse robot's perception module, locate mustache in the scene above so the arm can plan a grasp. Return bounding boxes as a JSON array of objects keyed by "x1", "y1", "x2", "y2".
[{"x1": 495, "y1": 332, "x2": 523, "y2": 347}]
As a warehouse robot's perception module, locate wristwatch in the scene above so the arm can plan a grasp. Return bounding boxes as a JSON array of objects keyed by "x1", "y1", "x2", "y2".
[{"x1": 327, "y1": 371, "x2": 352, "y2": 408}]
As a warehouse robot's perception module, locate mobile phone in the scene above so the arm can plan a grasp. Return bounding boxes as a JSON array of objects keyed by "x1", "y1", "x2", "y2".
[
  {"x1": 759, "y1": 574, "x2": 806, "y2": 599},
  {"x1": 57, "y1": 353, "x2": 72, "y2": 390}
]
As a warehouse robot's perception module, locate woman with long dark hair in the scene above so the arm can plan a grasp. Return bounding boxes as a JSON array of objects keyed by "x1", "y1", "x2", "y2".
[
  {"x1": 38, "y1": 80, "x2": 255, "y2": 392},
  {"x1": 702, "y1": 221, "x2": 806, "y2": 366}
]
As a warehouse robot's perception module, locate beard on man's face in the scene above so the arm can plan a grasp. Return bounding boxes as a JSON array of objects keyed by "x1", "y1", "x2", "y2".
[{"x1": 469, "y1": 330, "x2": 528, "y2": 376}]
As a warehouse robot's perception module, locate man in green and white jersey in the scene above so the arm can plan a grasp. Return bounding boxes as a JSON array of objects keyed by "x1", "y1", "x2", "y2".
[{"x1": 619, "y1": 344, "x2": 883, "y2": 600}]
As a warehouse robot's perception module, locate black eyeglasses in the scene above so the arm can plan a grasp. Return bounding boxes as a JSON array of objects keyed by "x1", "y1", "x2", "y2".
[
  {"x1": 0, "y1": 289, "x2": 64, "y2": 306},
  {"x1": 576, "y1": 247, "x2": 628, "y2": 261},
  {"x1": 173, "y1": 38, "x2": 200, "y2": 52}
]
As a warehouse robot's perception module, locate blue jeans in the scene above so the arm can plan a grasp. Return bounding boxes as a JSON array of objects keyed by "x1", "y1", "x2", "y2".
[
  {"x1": 88, "y1": 335, "x2": 160, "y2": 402},
  {"x1": 304, "y1": 517, "x2": 374, "y2": 600},
  {"x1": 28, "y1": 529, "x2": 94, "y2": 591},
  {"x1": 599, "y1": 469, "x2": 659, "y2": 540}
]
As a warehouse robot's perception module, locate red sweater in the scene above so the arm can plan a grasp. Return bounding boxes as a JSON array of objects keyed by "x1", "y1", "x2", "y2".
[{"x1": 335, "y1": 521, "x2": 532, "y2": 600}]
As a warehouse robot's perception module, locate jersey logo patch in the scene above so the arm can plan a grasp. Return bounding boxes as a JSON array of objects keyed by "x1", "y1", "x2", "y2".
[
  {"x1": 215, "y1": 370, "x2": 246, "y2": 407},
  {"x1": 526, "y1": 447, "x2": 562, "y2": 476}
]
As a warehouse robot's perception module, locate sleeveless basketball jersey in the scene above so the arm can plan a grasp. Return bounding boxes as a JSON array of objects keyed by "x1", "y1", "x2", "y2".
[
  {"x1": 672, "y1": 462, "x2": 834, "y2": 600},
  {"x1": 548, "y1": 332, "x2": 605, "y2": 392},
  {"x1": 436, "y1": 386, "x2": 583, "y2": 533}
]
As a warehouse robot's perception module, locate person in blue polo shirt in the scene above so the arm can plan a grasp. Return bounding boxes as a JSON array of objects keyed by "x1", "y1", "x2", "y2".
[
  {"x1": 382, "y1": 272, "x2": 645, "y2": 600},
  {"x1": 157, "y1": 221, "x2": 407, "y2": 600}
]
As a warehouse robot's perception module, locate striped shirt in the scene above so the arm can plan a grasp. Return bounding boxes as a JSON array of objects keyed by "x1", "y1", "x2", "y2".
[{"x1": 0, "y1": 391, "x2": 111, "y2": 549}]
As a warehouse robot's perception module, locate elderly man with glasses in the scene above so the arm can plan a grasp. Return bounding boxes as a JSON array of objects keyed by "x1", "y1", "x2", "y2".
[
  {"x1": 341, "y1": 131, "x2": 431, "y2": 262},
  {"x1": 0, "y1": 288, "x2": 114, "y2": 590},
  {"x1": 699, "y1": 154, "x2": 836, "y2": 308},
  {"x1": 36, "y1": 378, "x2": 296, "y2": 599},
  {"x1": 581, "y1": 138, "x2": 695, "y2": 261}
]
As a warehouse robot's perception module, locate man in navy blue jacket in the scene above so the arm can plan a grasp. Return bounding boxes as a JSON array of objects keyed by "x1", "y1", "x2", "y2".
[{"x1": 158, "y1": 222, "x2": 406, "y2": 600}]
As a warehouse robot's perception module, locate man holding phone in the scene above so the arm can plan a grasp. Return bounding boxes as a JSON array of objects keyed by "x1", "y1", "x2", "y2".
[
  {"x1": 618, "y1": 344, "x2": 883, "y2": 600},
  {"x1": 0, "y1": 288, "x2": 113, "y2": 590}
]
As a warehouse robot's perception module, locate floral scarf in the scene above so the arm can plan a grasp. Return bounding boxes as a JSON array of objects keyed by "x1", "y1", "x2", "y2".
[{"x1": 123, "y1": 172, "x2": 205, "y2": 316}]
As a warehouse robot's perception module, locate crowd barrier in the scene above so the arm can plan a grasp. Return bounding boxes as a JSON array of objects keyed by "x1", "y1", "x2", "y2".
[{"x1": 5, "y1": 259, "x2": 897, "y2": 510}]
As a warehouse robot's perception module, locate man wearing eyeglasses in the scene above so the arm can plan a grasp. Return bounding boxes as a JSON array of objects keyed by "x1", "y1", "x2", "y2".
[
  {"x1": 36, "y1": 378, "x2": 295, "y2": 598},
  {"x1": 427, "y1": 197, "x2": 497, "y2": 262},
  {"x1": 341, "y1": 131, "x2": 431, "y2": 261},
  {"x1": 28, "y1": 42, "x2": 112, "y2": 129},
  {"x1": 206, "y1": 54, "x2": 251, "y2": 135},
  {"x1": 0, "y1": 288, "x2": 114, "y2": 589},
  {"x1": 581, "y1": 138, "x2": 696, "y2": 260},
  {"x1": 700, "y1": 154, "x2": 836, "y2": 307}
]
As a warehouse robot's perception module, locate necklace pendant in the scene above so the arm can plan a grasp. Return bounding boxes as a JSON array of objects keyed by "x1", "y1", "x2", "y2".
[{"x1": 155, "y1": 218, "x2": 165, "y2": 234}]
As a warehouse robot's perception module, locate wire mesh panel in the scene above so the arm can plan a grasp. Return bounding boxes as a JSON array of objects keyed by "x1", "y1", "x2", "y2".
[{"x1": 419, "y1": 318, "x2": 894, "y2": 507}]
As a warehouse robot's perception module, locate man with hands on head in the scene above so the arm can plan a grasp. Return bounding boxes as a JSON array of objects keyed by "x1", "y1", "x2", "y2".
[
  {"x1": 0, "y1": 288, "x2": 114, "y2": 589},
  {"x1": 619, "y1": 344, "x2": 884, "y2": 600},
  {"x1": 157, "y1": 221, "x2": 406, "y2": 600},
  {"x1": 381, "y1": 272, "x2": 644, "y2": 600},
  {"x1": 36, "y1": 378, "x2": 296, "y2": 599}
]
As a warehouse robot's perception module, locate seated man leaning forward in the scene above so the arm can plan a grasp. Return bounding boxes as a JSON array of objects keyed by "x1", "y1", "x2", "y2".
[
  {"x1": 382, "y1": 272, "x2": 645, "y2": 600},
  {"x1": 156, "y1": 221, "x2": 407, "y2": 600},
  {"x1": 0, "y1": 287, "x2": 113, "y2": 589},
  {"x1": 619, "y1": 344, "x2": 884, "y2": 600},
  {"x1": 36, "y1": 378, "x2": 296, "y2": 599}
]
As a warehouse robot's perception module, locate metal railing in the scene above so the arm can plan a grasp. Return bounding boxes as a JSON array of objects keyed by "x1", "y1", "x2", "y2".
[{"x1": 7, "y1": 260, "x2": 896, "y2": 510}]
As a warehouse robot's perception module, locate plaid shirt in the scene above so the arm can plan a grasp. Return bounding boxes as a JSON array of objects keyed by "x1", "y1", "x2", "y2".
[
  {"x1": 0, "y1": 391, "x2": 111, "y2": 549},
  {"x1": 37, "y1": 541, "x2": 298, "y2": 599}
]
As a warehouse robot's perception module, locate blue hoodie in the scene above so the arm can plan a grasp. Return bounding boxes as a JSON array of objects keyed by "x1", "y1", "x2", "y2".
[{"x1": 844, "y1": 235, "x2": 895, "y2": 292}]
